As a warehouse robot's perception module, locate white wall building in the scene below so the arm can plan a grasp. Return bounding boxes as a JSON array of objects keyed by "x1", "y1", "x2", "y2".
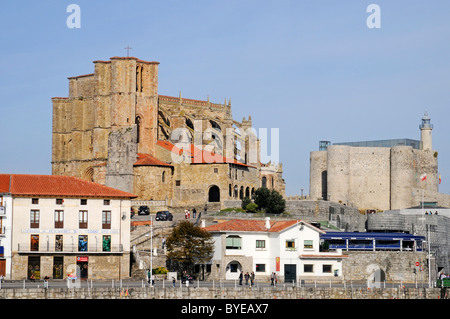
[
  {"x1": 0, "y1": 191, "x2": 12, "y2": 279},
  {"x1": 0, "y1": 174, "x2": 136, "y2": 280},
  {"x1": 204, "y1": 218, "x2": 347, "y2": 282}
]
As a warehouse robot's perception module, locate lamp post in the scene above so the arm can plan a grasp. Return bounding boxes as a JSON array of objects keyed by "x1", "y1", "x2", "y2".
[{"x1": 150, "y1": 215, "x2": 153, "y2": 286}]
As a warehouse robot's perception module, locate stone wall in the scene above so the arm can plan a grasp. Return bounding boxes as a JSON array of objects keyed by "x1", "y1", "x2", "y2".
[
  {"x1": 0, "y1": 286, "x2": 441, "y2": 299},
  {"x1": 285, "y1": 200, "x2": 365, "y2": 232},
  {"x1": 342, "y1": 251, "x2": 428, "y2": 283},
  {"x1": 309, "y1": 144, "x2": 441, "y2": 211}
]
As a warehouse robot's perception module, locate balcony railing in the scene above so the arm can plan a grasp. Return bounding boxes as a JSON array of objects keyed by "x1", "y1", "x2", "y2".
[{"x1": 17, "y1": 243, "x2": 124, "y2": 253}]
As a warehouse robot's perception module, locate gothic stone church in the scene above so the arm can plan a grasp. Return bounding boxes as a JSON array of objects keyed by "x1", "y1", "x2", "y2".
[{"x1": 51, "y1": 56, "x2": 285, "y2": 210}]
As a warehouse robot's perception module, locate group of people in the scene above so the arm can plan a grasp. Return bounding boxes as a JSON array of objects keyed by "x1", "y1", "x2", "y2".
[
  {"x1": 424, "y1": 211, "x2": 439, "y2": 215},
  {"x1": 184, "y1": 208, "x2": 197, "y2": 219},
  {"x1": 238, "y1": 271, "x2": 256, "y2": 286}
]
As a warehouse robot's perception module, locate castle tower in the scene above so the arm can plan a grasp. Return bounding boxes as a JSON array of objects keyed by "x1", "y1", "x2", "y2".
[{"x1": 420, "y1": 112, "x2": 433, "y2": 150}]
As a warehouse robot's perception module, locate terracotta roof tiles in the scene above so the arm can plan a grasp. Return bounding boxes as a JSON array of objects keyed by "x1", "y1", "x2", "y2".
[
  {"x1": 0, "y1": 174, "x2": 136, "y2": 198},
  {"x1": 134, "y1": 153, "x2": 173, "y2": 167},
  {"x1": 203, "y1": 219, "x2": 299, "y2": 233}
]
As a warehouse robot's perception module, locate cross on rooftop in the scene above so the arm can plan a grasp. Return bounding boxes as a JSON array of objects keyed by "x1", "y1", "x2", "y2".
[{"x1": 124, "y1": 45, "x2": 132, "y2": 57}]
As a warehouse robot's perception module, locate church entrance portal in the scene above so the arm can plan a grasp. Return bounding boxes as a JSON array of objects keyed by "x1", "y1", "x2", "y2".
[{"x1": 208, "y1": 185, "x2": 220, "y2": 202}]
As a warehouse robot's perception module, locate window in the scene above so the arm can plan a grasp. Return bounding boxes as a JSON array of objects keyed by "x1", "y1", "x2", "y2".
[
  {"x1": 54, "y1": 210, "x2": 64, "y2": 228},
  {"x1": 79, "y1": 210, "x2": 88, "y2": 229},
  {"x1": 256, "y1": 240, "x2": 266, "y2": 249},
  {"x1": 103, "y1": 199, "x2": 110, "y2": 206},
  {"x1": 30, "y1": 210, "x2": 39, "y2": 228},
  {"x1": 78, "y1": 235, "x2": 88, "y2": 252},
  {"x1": 304, "y1": 240, "x2": 313, "y2": 249},
  {"x1": 102, "y1": 211, "x2": 111, "y2": 229},
  {"x1": 176, "y1": 180, "x2": 181, "y2": 186},
  {"x1": 32, "y1": 198, "x2": 39, "y2": 205},
  {"x1": 102, "y1": 235, "x2": 111, "y2": 252},
  {"x1": 286, "y1": 240, "x2": 296, "y2": 250},
  {"x1": 304, "y1": 264, "x2": 314, "y2": 273},
  {"x1": 55, "y1": 235, "x2": 63, "y2": 252},
  {"x1": 256, "y1": 264, "x2": 266, "y2": 272},
  {"x1": 214, "y1": 168, "x2": 218, "y2": 173},
  {"x1": 56, "y1": 198, "x2": 63, "y2": 205},
  {"x1": 226, "y1": 235, "x2": 242, "y2": 250},
  {"x1": 162, "y1": 171, "x2": 165, "y2": 183},
  {"x1": 80, "y1": 199, "x2": 87, "y2": 205},
  {"x1": 30, "y1": 235, "x2": 39, "y2": 251},
  {"x1": 322, "y1": 265, "x2": 332, "y2": 273}
]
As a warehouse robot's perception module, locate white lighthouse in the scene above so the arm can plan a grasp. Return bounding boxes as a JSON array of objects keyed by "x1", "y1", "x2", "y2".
[{"x1": 420, "y1": 112, "x2": 433, "y2": 150}]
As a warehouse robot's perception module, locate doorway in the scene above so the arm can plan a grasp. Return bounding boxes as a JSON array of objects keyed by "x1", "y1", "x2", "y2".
[
  {"x1": 77, "y1": 256, "x2": 88, "y2": 279},
  {"x1": 284, "y1": 264, "x2": 296, "y2": 283},
  {"x1": 225, "y1": 261, "x2": 242, "y2": 280}
]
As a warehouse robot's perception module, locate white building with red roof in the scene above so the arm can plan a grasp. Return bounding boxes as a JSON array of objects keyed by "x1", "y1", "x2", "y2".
[
  {"x1": 204, "y1": 218, "x2": 347, "y2": 282},
  {"x1": 0, "y1": 174, "x2": 136, "y2": 280}
]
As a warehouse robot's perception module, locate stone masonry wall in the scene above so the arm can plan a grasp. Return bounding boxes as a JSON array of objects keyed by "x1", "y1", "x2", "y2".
[{"x1": 0, "y1": 286, "x2": 441, "y2": 299}]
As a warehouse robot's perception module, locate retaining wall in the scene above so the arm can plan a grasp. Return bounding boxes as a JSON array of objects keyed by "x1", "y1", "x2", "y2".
[{"x1": 0, "y1": 286, "x2": 442, "y2": 299}]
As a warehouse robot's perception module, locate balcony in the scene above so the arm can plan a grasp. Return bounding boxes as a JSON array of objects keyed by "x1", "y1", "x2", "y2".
[{"x1": 17, "y1": 243, "x2": 124, "y2": 254}]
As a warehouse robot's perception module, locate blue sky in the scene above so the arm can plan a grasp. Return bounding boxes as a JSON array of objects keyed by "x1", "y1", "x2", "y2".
[{"x1": 1, "y1": 1, "x2": 450, "y2": 196}]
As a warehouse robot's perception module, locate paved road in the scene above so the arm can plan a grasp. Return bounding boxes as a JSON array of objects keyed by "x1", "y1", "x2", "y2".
[{"x1": 0, "y1": 279, "x2": 433, "y2": 290}]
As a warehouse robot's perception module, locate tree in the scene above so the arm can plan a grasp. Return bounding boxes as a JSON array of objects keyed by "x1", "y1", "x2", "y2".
[
  {"x1": 254, "y1": 187, "x2": 271, "y2": 211},
  {"x1": 241, "y1": 196, "x2": 251, "y2": 210},
  {"x1": 254, "y1": 187, "x2": 285, "y2": 214},
  {"x1": 165, "y1": 221, "x2": 214, "y2": 277}
]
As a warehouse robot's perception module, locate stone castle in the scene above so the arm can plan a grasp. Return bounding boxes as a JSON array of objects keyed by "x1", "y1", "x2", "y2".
[
  {"x1": 51, "y1": 56, "x2": 285, "y2": 210},
  {"x1": 310, "y1": 113, "x2": 450, "y2": 211}
]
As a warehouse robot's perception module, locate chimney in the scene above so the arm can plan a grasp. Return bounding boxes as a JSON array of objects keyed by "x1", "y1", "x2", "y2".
[{"x1": 265, "y1": 217, "x2": 271, "y2": 230}]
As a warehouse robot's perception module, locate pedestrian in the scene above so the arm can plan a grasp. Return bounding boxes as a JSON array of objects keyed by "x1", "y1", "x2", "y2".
[
  {"x1": 188, "y1": 209, "x2": 190, "y2": 219},
  {"x1": 239, "y1": 272, "x2": 243, "y2": 285},
  {"x1": 185, "y1": 209, "x2": 188, "y2": 219},
  {"x1": 274, "y1": 273, "x2": 278, "y2": 286},
  {"x1": 204, "y1": 203, "x2": 207, "y2": 215},
  {"x1": 250, "y1": 272, "x2": 255, "y2": 286},
  {"x1": 244, "y1": 272, "x2": 249, "y2": 285},
  {"x1": 147, "y1": 269, "x2": 151, "y2": 284},
  {"x1": 162, "y1": 237, "x2": 166, "y2": 249},
  {"x1": 193, "y1": 208, "x2": 197, "y2": 219},
  {"x1": 271, "y1": 272, "x2": 275, "y2": 286},
  {"x1": 172, "y1": 276, "x2": 176, "y2": 288}
]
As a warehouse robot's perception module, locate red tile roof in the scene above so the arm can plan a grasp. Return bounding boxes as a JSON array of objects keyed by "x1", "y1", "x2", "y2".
[
  {"x1": 156, "y1": 140, "x2": 254, "y2": 168},
  {"x1": 134, "y1": 153, "x2": 173, "y2": 167},
  {"x1": 203, "y1": 219, "x2": 300, "y2": 233},
  {"x1": 0, "y1": 174, "x2": 136, "y2": 198}
]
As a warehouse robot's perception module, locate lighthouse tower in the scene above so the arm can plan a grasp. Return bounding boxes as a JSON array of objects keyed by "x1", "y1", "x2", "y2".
[{"x1": 420, "y1": 112, "x2": 433, "y2": 150}]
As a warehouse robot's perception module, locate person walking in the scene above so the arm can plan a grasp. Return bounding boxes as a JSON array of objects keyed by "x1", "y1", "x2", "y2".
[
  {"x1": 271, "y1": 272, "x2": 275, "y2": 286},
  {"x1": 250, "y1": 272, "x2": 255, "y2": 287},
  {"x1": 193, "y1": 208, "x2": 197, "y2": 219},
  {"x1": 172, "y1": 277, "x2": 176, "y2": 288},
  {"x1": 239, "y1": 272, "x2": 243, "y2": 285},
  {"x1": 244, "y1": 272, "x2": 249, "y2": 285}
]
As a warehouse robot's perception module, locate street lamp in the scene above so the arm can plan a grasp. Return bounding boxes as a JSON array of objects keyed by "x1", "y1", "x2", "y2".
[{"x1": 145, "y1": 216, "x2": 153, "y2": 286}]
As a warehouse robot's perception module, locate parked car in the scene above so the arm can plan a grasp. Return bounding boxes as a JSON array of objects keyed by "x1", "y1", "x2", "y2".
[
  {"x1": 138, "y1": 206, "x2": 150, "y2": 215},
  {"x1": 155, "y1": 210, "x2": 173, "y2": 221}
]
